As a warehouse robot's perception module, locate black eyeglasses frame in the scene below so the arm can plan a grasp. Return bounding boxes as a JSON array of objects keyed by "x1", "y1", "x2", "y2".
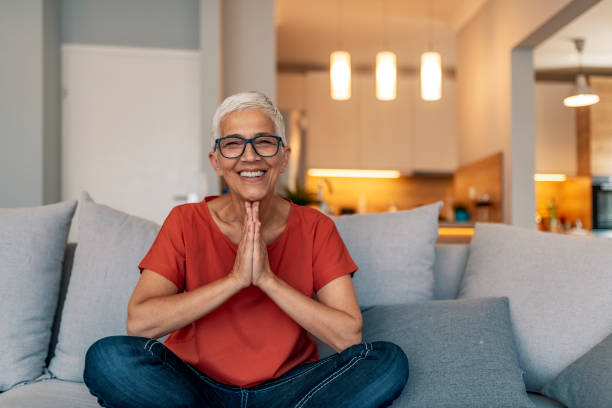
[{"x1": 214, "y1": 135, "x2": 284, "y2": 159}]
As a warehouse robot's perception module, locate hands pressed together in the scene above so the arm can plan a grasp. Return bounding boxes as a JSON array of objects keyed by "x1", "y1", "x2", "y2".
[{"x1": 229, "y1": 201, "x2": 276, "y2": 289}]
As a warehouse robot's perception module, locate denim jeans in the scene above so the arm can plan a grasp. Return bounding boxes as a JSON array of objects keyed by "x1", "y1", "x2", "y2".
[{"x1": 83, "y1": 335, "x2": 408, "y2": 408}]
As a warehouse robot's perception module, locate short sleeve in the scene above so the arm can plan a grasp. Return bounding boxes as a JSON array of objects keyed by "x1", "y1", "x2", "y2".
[
  {"x1": 312, "y1": 216, "x2": 358, "y2": 293},
  {"x1": 138, "y1": 206, "x2": 186, "y2": 291}
]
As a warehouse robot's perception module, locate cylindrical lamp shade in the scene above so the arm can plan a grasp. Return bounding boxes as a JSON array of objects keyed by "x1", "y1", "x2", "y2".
[
  {"x1": 330, "y1": 51, "x2": 351, "y2": 100},
  {"x1": 563, "y1": 73, "x2": 600, "y2": 107},
  {"x1": 420, "y1": 51, "x2": 442, "y2": 101},
  {"x1": 376, "y1": 51, "x2": 397, "y2": 101}
]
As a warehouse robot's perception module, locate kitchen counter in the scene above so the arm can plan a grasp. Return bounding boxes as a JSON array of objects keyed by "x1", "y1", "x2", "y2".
[{"x1": 437, "y1": 222, "x2": 476, "y2": 244}]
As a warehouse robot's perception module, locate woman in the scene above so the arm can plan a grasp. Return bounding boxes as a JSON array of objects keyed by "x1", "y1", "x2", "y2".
[{"x1": 83, "y1": 91, "x2": 408, "y2": 408}]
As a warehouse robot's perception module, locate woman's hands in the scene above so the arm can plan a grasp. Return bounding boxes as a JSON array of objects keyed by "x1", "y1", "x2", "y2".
[{"x1": 229, "y1": 201, "x2": 275, "y2": 289}]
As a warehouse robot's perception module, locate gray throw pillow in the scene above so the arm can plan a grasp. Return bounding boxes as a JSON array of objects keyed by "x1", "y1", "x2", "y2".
[
  {"x1": 333, "y1": 201, "x2": 442, "y2": 308},
  {"x1": 0, "y1": 200, "x2": 77, "y2": 391},
  {"x1": 457, "y1": 223, "x2": 612, "y2": 391},
  {"x1": 541, "y1": 332, "x2": 612, "y2": 408},
  {"x1": 47, "y1": 192, "x2": 160, "y2": 381},
  {"x1": 361, "y1": 297, "x2": 534, "y2": 408}
]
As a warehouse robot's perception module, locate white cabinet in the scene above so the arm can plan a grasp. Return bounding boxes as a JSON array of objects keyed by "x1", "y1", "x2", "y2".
[{"x1": 277, "y1": 71, "x2": 457, "y2": 174}]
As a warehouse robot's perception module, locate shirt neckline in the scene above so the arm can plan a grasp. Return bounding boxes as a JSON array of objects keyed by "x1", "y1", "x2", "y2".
[{"x1": 201, "y1": 196, "x2": 294, "y2": 251}]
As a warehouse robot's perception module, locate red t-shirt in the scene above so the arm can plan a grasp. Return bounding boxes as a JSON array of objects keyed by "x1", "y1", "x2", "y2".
[{"x1": 138, "y1": 196, "x2": 357, "y2": 388}]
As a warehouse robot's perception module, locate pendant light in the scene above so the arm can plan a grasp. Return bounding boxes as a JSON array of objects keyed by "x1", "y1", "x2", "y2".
[
  {"x1": 563, "y1": 38, "x2": 599, "y2": 108},
  {"x1": 376, "y1": 0, "x2": 396, "y2": 100},
  {"x1": 330, "y1": 0, "x2": 351, "y2": 100},
  {"x1": 420, "y1": 0, "x2": 442, "y2": 101}
]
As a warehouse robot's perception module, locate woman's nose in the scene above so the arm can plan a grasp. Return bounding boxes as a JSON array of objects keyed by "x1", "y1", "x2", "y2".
[{"x1": 241, "y1": 141, "x2": 260, "y2": 161}]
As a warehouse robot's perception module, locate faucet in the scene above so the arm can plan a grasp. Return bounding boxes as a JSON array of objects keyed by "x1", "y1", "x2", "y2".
[{"x1": 317, "y1": 178, "x2": 333, "y2": 215}]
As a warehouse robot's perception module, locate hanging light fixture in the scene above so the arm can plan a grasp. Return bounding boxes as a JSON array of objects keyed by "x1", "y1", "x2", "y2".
[
  {"x1": 376, "y1": 52, "x2": 397, "y2": 100},
  {"x1": 376, "y1": 0, "x2": 396, "y2": 100},
  {"x1": 563, "y1": 38, "x2": 599, "y2": 108},
  {"x1": 330, "y1": 0, "x2": 351, "y2": 100},
  {"x1": 420, "y1": 0, "x2": 442, "y2": 101},
  {"x1": 330, "y1": 51, "x2": 351, "y2": 100}
]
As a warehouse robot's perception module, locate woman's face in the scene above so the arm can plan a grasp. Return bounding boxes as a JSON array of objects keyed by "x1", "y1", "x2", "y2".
[{"x1": 209, "y1": 109, "x2": 290, "y2": 203}]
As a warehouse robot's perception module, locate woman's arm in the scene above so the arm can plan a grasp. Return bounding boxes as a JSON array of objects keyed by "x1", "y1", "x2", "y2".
[
  {"x1": 250, "y1": 203, "x2": 362, "y2": 353},
  {"x1": 127, "y1": 206, "x2": 255, "y2": 339},
  {"x1": 126, "y1": 270, "x2": 245, "y2": 339},
  {"x1": 257, "y1": 274, "x2": 362, "y2": 353}
]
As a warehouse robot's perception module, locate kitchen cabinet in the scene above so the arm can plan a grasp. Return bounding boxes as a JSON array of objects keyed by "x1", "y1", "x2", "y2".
[
  {"x1": 535, "y1": 82, "x2": 577, "y2": 175},
  {"x1": 277, "y1": 71, "x2": 457, "y2": 173}
]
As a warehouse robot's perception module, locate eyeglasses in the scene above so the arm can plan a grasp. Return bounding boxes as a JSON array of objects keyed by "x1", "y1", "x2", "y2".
[{"x1": 214, "y1": 135, "x2": 283, "y2": 159}]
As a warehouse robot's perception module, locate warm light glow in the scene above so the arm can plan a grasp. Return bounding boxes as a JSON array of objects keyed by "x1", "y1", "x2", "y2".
[
  {"x1": 563, "y1": 73, "x2": 600, "y2": 107},
  {"x1": 438, "y1": 227, "x2": 474, "y2": 237},
  {"x1": 534, "y1": 174, "x2": 567, "y2": 182},
  {"x1": 307, "y1": 169, "x2": 400, "y2": 179},
  {"x1": 330, "y1": 51, "x2": 351, "y2": 100},
  {"x1": 420, "y1": 51, "x2": 442, "y2": 101},
  {"x1": 563, "y1": 94, "x2": 600, "y2": 107},
  {"x1": 376, "y1": 51, "x2": 397, "y2": 101}
]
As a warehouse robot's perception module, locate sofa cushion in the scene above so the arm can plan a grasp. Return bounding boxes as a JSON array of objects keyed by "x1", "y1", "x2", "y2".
[
  {"x1": 361, "y1": 297, "x2": 535, "y2": 408},
  {"x1": 457, "y1": 223, "x2": 612, "y2": 391},
  {"x1": 47, "y1": 192, "x2": 160, "y2": 381},
  {"x1": 0, "y1": 379, "x2": 100, "y2": 408},
  {"x1": 333, "y1": 201, "x2": 442, "y2": 308},
  {"x1": 0, "y1": 200, "x2": 77, "y2": 392},
  {"x1": 541, "y1": 331, "x2": 612, "y2": 408}
]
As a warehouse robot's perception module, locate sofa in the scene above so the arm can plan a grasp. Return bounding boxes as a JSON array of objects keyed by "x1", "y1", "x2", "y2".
[{"x1": 1, "y1": 193, "x2": 611, "y2": 408}]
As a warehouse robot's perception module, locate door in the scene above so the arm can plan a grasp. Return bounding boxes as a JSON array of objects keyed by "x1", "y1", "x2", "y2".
[{"x1": 62, "y1": 44, "x2": 203, "y2": 238}]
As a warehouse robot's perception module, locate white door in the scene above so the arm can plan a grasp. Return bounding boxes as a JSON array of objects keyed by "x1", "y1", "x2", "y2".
[{"x1": 62, "y1": 44, "x2": 204, "y2": 238}]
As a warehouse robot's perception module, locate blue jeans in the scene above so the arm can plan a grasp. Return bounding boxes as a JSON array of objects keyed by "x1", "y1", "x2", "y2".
[{"x1": 83, "y1": 336, "x2": 408, "y2": 408}]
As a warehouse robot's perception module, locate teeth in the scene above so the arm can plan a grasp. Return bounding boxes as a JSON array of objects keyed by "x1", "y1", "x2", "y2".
[{"x1": 239, "y1": 170, "x2": 264, "y2": 178}]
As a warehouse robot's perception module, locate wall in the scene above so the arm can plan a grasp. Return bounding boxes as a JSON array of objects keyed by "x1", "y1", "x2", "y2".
[
  {"x1": 590, "y1": 76, "x2": 612, "y2": 176},
  {"x1": 535, "y1": 81, "x2": 576, "y2": 174},
  {"x1": 221, "y1": 0, "x2": 275, "y2": 100},
  {"x1": 61, "y1": 0, "x2": 199, "y2": 49},
  {"x1": 0, "y1": 0, "x2": 59, "y2": 207},
  {"x1": 456, "y1": 0, "x2": 574, "y2": 225}
]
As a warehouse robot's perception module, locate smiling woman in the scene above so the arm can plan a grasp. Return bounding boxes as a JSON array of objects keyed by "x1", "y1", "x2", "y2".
[{"x1": 82, "y1": 91, "x2": 409, "y2": 408}]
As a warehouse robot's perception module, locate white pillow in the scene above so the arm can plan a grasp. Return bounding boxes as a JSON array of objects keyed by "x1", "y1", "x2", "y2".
[
  {"x1": 0, "y1": 200, "x2": 77, "y2": 391},
  {"x1": 48, "y1": 192, "x2": 160, "y2": 381},
  {"x1": 458, "y1": 222, "x2": 612, "y2": 391},
  {"x1": 334, "y1": 201, "x2": 442, "y2": 308}
]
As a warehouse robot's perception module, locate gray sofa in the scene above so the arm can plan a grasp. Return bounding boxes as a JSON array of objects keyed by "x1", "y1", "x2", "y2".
[
  {"x1": 1, "y1": 196, "x2": 610, "y2": 408},
  {"x1": 0, "y1": 243, "x2": 562, "y2": 408}
]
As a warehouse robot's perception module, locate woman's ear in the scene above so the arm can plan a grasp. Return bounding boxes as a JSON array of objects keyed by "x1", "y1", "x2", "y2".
[
  {"x1": 280, "y1": 146, "x2": 291, "y2": 173},
  {"x1": 208, "y1": 152, "x2": 224, "y2": 176}
]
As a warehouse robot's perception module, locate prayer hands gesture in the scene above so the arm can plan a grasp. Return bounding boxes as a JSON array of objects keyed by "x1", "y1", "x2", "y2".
[{"x1": 230, "y1": 202, "x2": 275, "y2": 289}]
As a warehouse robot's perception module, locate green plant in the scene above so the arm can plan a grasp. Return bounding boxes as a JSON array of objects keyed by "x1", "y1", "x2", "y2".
[{"x1": 281, "y1": 185, "x2": 318, "y2": 206}]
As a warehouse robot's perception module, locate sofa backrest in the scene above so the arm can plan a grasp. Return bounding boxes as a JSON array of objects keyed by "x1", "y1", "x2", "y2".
[{"x1": 433, "y1": 244, "x2": 470, "y2": 300}]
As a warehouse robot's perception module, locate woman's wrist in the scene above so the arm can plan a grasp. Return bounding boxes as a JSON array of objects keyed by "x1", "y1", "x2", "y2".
[{"x1": 254, "y1": 269, "x2": 278, "y2": 291}]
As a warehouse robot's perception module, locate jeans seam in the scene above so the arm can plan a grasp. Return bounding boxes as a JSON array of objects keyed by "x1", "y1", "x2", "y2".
[
  {"x1": 252, "y1": 358, "x2": 332, "y2": 391},
  {"x1": 294, "y1": 349, "x2": 368, "y2": 408},
  {"x1": 241, "y1": 389, "x2": 248, "y2": 408}
]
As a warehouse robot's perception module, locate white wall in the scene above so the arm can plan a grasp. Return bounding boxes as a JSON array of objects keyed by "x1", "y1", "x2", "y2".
[
  {"x1": 535, "y1": 81, "x2": 576, "y2": 175},
  {"x1": 0, "y1": 0, "x2": 60, "y2": 207},
  {"x1": 456, "y1": 0, "x2": 574, "y2": 225}
]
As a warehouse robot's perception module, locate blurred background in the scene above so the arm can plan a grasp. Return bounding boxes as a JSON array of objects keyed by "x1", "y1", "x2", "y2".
[{"x1": 1, "y1": 0, "x2": 611, "y2": 242}]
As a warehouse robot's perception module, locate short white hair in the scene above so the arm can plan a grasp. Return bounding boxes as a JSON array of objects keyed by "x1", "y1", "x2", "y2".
[{"x1": 210, "y1": 91, "x2": 285, "y2": 151}]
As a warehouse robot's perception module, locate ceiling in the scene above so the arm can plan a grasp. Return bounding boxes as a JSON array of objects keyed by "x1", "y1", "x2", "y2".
[
  {"x1": 275, "y1": 0, "x2": 487, "y2": 69},
  {"x1": 276, "y1": 0, "x2": 612, "y2": 73},
  {"x1": 534, "y1": 0, "x2": 612, "y2": 70}
]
